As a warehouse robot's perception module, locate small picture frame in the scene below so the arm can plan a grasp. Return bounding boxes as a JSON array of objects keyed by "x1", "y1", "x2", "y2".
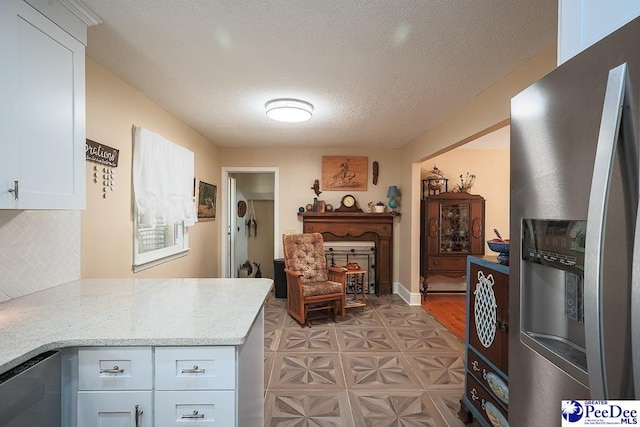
[{"x1": 196, "y1": 179, "x2": 217, "y2": 221}]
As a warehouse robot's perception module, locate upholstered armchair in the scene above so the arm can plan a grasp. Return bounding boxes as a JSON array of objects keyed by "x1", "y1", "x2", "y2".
[{"x1": 282, "y1": 233, "x2": 347, "y2": 327}]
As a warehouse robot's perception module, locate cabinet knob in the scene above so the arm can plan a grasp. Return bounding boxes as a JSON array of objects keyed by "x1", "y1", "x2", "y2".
[{"x1": 498, "y1": 320, "x2": 509, "y2": 332}]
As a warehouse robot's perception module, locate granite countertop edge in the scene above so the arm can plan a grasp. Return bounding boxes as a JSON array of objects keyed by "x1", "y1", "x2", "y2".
[{"x1": 0, "y1": 277, "x2": 273, "y2": 372}]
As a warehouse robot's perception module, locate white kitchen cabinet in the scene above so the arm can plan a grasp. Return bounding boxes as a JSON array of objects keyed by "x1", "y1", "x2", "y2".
[
  {"x1": 154, "y1": 346, "x2": 235, "y2": 390},
  {"x1": 155, "y1": 391, "x2": 235, "y2": 427},
  {"x1": 0, "y1": 0, "x2": 86, "y2": 209},
  {"x1": 154, "y1": 347, "x2": 237, "y2": 426},
  {"x1": 76, "y1": 311, "x2": 264, "y2": 426},
  {"x1": 78, "y1": 347, "x2": 153, "y2": 391},
  {"x1": 78, "y1": 348, "x2": 153, "y2": 427},
  {"x1": 558, "y1": 0, "x2": 640, "y2": 64},
  {"x1": 77, "y1": 391, "x2": 151, "y2": 427}
]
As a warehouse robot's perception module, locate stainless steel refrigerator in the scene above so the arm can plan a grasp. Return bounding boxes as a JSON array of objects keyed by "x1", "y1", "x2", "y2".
[{"x1": 510, "y1": 16, "x2": 640, "y2": 426}]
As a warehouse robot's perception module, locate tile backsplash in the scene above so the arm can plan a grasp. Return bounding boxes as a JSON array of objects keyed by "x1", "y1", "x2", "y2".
[{"x1": 0, "y1": 210, "x2": 80, "y2": 302}]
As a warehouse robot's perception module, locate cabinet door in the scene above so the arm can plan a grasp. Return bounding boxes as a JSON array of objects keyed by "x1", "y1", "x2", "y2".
[
  {"x1": 559, "y1": 0, "x2": 640, "y2": 64},
  {"x1": 77, "y1": 391, "x2": 152, "y2": 427},
  {"x1": 426, "y1": 200, "x2": 441, "y2": 255},
  {"x1": 468, "y1": 263, "x2": 509, "y2": 373},
  {"x1": 0, "y1": 0, "x2": 85, "y2": 209},
  {"x1": 438, "y1": 200, "x2": 472, "y2": 254},
  {"x1": 468, "y1": 200, "x2": 486, "y2": 254}
]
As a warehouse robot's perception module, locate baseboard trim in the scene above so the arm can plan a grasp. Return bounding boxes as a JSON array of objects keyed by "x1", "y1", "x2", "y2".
[{"x1": 393, "y1": 282, "x2": 422, "y2": 306}]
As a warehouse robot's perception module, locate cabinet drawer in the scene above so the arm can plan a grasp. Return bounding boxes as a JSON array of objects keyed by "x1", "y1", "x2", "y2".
[
  {"x1": 465, "y1": 374, "x2": 509, "y2": 427},
  {"x1": 78, "y1": 390, "x2": 152, "y2": 426},
  {"x1": 155, "y1": 390, "x2": 235, "y2": 427},
  {"x1": 467, "y1": 348, "x2": 509, "y2": 407},
  {"x1": 428, "y1": 256, "x2": 466, "y2": 272},
  {"x1": 155, "y1": 347, "x2": 235, "y2": 390},
  {"x1": 78, "y1": 347, "x2": 152, "y2": 390}
]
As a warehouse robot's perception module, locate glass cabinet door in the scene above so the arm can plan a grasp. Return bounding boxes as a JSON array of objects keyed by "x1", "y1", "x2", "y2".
[{"x1": 439, "y1": 202, "x2": 470, "y2": 253}]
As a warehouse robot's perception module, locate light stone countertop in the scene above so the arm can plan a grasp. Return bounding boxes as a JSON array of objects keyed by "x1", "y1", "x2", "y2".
[{"x1": 0, "y1": 277, "x2": 273, "y2": 372}]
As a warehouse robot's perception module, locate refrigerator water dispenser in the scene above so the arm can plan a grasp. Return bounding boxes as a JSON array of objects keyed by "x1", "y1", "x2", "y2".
[{"x1": 520, "y1": 219, "x2": 588, "y2": 385}]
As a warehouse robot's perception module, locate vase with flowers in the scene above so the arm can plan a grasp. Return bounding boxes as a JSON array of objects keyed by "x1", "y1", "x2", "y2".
[{"x1": 456, "y1": 172, "x2": 476, "y2": 192}]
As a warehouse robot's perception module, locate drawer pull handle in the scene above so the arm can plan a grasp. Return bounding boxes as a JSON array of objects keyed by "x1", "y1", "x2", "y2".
[
  {"x1": 135, "y1": 405, "x2": 143, "y2": 427},
  {"x1": 100, "y1": 365, "x2": 124, "y2": 374},
  {"x1": 470, "y1": 387, "x2": 479, "y2": 401},
  {"x1": 182, "y1": 365, "x2": 206, "y2": 374},
  {"x1": 182, "y1": 410, "x2": 205, "y2": 419},
  {"x1": 7, "y1": 181, "x2": 18, "y2": 200}
]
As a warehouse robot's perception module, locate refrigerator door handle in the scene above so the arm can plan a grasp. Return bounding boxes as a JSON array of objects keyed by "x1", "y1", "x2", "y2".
[
  {"x1": 585, "y1": 62, "x2": 637, "y2": 399},
  {"x1": 633, "y1": 171, "x2": 640, "y2": 399}
]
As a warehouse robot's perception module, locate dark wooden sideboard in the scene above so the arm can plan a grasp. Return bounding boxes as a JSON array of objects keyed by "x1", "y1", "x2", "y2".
[{"x1": 298, "y1": 212, "x2": 398, "y2": 295}]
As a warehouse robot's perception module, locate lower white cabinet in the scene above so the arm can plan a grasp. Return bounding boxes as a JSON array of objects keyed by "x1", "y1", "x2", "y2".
[
  {"x1": 75, "y1": 308, "x2": 264, "y2": 426},
  {"x1": 155, "y1": 391, "x2": 235, "y2": 426},
  {"x1": 78, "y1": 347, "x2": 153, "y2": 391},
  {"x1": 77, "y1": 346, "x2": 238, "y2": 427},
  {"x1": 154, "y1": 347, "x2": 235, "y2": 391},
  {"x1": 78, "y1": 391, "x2": 151, "y2": 427}
]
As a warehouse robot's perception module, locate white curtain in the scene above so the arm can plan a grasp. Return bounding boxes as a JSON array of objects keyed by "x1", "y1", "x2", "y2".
[{"x1": 132, "y1": 126, "x2": 197, "y2": 227}]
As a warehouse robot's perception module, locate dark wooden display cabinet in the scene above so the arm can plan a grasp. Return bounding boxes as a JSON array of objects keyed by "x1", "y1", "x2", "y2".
[
  {"x1": 420, "y1": 192, "x2": 485, "y2": 291},
  {"x1": 459, "y1": 256, "x2": 509, "y2": 426}
]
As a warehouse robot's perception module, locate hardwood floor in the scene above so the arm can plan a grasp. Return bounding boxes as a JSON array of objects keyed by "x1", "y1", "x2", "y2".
[{"x1": 421, "y1": 293, "x2": 466, "y2": 341}]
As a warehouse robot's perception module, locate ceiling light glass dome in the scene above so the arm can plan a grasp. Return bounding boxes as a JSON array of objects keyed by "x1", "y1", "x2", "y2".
[{"x1": 265, "y1": 98, "x2": 314, "y2": 122}]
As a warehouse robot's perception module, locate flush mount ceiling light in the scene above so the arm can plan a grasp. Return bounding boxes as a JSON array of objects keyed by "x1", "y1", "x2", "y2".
[{"x1": 265, "y1": 98, "x2": 314, "y2": 122}]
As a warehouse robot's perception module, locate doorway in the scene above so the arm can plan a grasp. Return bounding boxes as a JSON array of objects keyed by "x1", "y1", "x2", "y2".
[{"x1": 221, "y1": 167, "x2": 279, "y2": 279}]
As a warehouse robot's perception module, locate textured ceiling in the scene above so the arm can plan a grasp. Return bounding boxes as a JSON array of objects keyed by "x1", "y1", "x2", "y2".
[{"x1": 82, "y1": 1, "x2": 557, "y2": 148}]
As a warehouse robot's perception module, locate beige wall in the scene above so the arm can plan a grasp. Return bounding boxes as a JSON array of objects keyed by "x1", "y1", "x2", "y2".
[
  {"x1": 82, "y1": 58, "x2": 221, "y2": 278},
  {"x1": 219, "y1": 147, "x2": 403, "y2": 274},
  {"x1": 396, "y1": 43, "x2": 557, "y2": 298},
  {"x1": 81, "y1": 43, "x2": 555, "y2": 296},
  {"x1": 422, "y1": 147, "x2": 510, "y2": 253}
]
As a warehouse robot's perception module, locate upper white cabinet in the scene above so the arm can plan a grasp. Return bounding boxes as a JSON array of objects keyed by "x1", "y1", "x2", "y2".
[
  {"x1": 558, "y1": 0, "x2": 640, "y2": 64},
  {"x1": 0, "y1": 0, "x2": 93, "y2": 209}
]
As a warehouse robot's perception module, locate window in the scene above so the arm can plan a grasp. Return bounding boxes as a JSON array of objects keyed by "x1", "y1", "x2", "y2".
[
  {"x1": 132, "y1": 126, "x2": 196, "y2": 271},
  {"x1": 133, "y1": 216, "x2": 188, "y2": 271}
]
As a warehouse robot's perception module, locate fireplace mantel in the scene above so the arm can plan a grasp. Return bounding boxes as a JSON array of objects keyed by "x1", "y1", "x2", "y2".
[{"x1": 298, "y1": 212, "x2": 399, "y2": 295}]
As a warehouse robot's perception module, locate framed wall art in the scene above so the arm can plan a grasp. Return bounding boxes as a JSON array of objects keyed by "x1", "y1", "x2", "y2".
[
  {"x1": 321, "y1": 156, "x2": 368, "y2": 191},
  {"x1": 196, "y1": 180, "x2": 217, "y2": 221}
]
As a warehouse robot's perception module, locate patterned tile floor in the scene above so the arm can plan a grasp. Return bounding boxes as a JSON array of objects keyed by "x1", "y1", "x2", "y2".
[{"x1": 264, "y1": 292, "x2": 466, "y2": 426}]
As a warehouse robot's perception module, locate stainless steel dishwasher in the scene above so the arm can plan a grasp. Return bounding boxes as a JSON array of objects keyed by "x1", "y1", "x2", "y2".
[{"x1": 0, "y1": 350, "x2": 60, "y2": 426}]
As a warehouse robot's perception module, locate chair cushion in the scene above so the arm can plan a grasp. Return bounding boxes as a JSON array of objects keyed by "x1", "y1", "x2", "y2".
[
  {"x1": 302, "y1": 280, "x2": 343, "y2": 297},
  {"x1": 283, "y1": 233, "x2": 328, "y2": 282}
]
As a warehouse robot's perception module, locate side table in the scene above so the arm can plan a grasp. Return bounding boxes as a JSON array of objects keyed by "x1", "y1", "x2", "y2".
[{"x1": 344, "y1": 269, "x2": 367, "y2": 309}]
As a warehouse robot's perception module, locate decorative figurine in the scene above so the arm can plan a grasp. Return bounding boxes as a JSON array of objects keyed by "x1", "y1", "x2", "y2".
[
  {"x1": 311, "y1": 179, "x2": 322, "y2": 197},
  {"x1": 372, "y1": 161, "x2": 379, "y2": 185}
]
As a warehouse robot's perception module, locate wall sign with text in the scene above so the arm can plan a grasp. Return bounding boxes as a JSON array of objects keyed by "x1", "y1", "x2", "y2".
[
  {"x1": 86, "y1": 139, "x2": 119, "y2": 199},
  {"x1": 86, "y1": 139, "x2": 119, "y2": 167}
]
